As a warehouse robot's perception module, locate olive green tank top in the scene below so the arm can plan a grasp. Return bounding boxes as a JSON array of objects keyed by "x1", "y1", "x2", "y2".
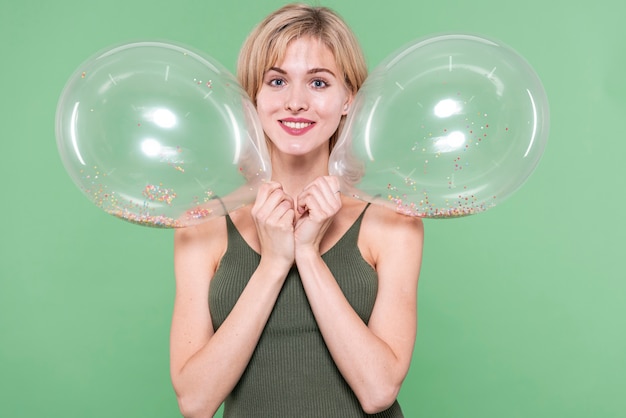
[{"x1": 209, "y1": 204, "x2": 403, "y2": 417}]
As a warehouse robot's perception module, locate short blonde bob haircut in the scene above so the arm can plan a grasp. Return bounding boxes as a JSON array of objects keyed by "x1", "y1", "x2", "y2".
[{"x1": 237, "y1": 3, "x2": 368, "y2": 150}]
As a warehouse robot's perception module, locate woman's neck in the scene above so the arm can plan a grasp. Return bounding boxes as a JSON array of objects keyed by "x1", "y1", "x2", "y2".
[{"x1": 270, "y1": 151, "x2": 329, "y2": 197}]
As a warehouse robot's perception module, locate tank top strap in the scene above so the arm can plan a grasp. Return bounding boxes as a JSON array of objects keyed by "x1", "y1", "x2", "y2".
[
  {"x1": 223, "y1": 212, "x2": 261, "y2": 257},
  {"x1": 350, "y1": 201, "x2": 372, "y2": 235},
  {"x1": 328, "y1": 201, "x2": 372, "y2": 253},
  {"x1": 356, "y1": 202, "x2": 372, "y2": 223}
]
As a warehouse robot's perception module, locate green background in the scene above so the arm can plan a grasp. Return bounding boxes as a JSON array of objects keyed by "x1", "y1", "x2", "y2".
[{"x1": 1, "y1": 0, "x2": 624, "y2": 417}]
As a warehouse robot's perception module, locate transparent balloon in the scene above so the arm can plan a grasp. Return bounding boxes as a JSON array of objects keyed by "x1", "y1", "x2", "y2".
[
  {"x1": 330, "y1": 33, "x2": 549, "y2": 218},
  {"x1": 56, "y1": 41, "x2": 270, "y2": 228}
]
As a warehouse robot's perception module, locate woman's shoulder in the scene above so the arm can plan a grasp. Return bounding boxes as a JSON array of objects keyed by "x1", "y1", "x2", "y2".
[
  {"x1": 174, "y1": 213, "x2": 226, "y2": 244},
  {"x1": 362, "y1": 201, "x2": 424, "y2": 237},
  {"x1": 173, "y1": 213, "x2": 229, "y2": 271},
  {"x1": 174, "y1": 204, "x2": 257, "y2": 261},
  {"x1": 348, "y1": 199, "x2": 423, "y2": 268},
  {"x1": 361, "y1": 202, "x2": 424, "y2": 259}
]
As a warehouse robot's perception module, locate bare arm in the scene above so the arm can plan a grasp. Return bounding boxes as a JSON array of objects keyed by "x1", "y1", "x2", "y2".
[
  {"x1": 295, "y1": 178, "x2": 424, "y2": 414},
  {"x1": 170, "y1": 183, "x2": 295, "y2": 418}
]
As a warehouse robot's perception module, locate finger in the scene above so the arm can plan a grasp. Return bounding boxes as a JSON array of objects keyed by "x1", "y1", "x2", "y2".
[
  {"x1": 327, "y1": 176, "x2": 342, "y2": 195},
  {"x1": 267, "y1": 195, "x2": 295, "y2": 224},
  {"x1": 298, "y1": 178, "x2": 341, "y2": 216},
  {"x1": 315, "y1": 176, "x2": 341, "y2": 203},
  {"x1": 296, "y1": 195, "x2": 311, "y2": 216},
  {"x1": 296, "y1": 187, "x2": 322, "y2": 216},
  {"x1": 277, "y1": 205, "x2": 296, "y2": 227},
  {"x1": 253, "y1": 183, "x2": 289, "y2": 219},
  {"x1": 297, "y1": 192, "x2": 334, "y2": 221},
  {"x1": 255, "y1": 181, "x2": 283, "y2": 205}
]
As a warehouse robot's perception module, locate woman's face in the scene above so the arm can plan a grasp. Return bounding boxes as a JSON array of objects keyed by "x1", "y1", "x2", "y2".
[{"x1": 256, "y1": 36, "x2": 352, "y2": 158}]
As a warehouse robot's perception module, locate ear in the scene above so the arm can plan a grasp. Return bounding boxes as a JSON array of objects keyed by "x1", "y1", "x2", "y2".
[{"x1": 341, "y1": 93, "x2": 354, "y2": 116}]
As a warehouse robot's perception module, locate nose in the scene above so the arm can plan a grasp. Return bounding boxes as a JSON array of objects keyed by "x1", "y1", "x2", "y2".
[{"x1": 284, "y1": 85, "x2": 308, "y2": 112}]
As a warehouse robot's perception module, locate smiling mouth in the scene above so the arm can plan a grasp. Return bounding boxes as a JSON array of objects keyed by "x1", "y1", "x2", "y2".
[{"x1": 281, "y1": 120, "x2": 314, "y2": 129}]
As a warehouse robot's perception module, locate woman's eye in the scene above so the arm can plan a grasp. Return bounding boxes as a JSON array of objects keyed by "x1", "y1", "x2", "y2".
[
  {"x1": 312, "y1": 79, "x2": 327, "y2": 88},
  {"x1": 269, "y1": 78, "x2": 285, "y2": 87}
]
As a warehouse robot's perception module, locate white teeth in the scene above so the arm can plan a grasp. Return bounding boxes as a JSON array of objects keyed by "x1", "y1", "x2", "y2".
[{"x1": 282, "y1": 121, "x2": 312, "y2": 129}]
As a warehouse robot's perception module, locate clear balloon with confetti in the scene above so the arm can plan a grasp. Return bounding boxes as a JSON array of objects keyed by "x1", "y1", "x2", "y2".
[
  {"x1": 330, "y1": 33, "x2": 549, "y2": 218},
  {"x1": 56, "y1": 41, "x2": 270, "y2": 228}
]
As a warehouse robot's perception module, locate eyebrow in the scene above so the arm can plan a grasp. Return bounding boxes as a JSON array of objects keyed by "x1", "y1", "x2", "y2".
[{"x1": 267, "y1": 66, "x2": 337, "y2": 78}]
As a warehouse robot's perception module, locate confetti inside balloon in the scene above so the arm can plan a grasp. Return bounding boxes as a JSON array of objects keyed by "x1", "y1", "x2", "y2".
[
  {"x1": 329, "y1": 33, "x2": 549, "y2": 218},
  {"x1": 56, "y1": 41, "x2": 270, "y2": 228}
]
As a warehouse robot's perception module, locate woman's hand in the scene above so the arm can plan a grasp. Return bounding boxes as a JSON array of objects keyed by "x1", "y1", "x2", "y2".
[
  {"x1": 294, "y1": 176, "x2": 342, "y2": 254},
  {"x1": 251, "y1": 181, "x2": 296, "y2": 270}
]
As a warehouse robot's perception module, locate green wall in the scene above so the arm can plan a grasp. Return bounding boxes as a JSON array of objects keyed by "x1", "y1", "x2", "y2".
[{"x1": 1, "y1": 0, "x2": 624, "y2": 417}]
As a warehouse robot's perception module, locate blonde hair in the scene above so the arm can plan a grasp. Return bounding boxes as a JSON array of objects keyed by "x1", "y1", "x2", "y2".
[{"x1": 237, "y1": 3, "x2": 368, "y2": 150}]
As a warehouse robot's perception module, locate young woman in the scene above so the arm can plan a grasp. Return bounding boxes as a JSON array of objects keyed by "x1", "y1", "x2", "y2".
[{"x1": 170, "y1": 4, "x2": 424, "y2": 417}]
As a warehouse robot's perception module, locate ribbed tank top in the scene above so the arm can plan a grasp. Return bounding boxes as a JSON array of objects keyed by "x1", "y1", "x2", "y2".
[{"x1": 209, "y1": 204, "x2": 404, "y2": 417}]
